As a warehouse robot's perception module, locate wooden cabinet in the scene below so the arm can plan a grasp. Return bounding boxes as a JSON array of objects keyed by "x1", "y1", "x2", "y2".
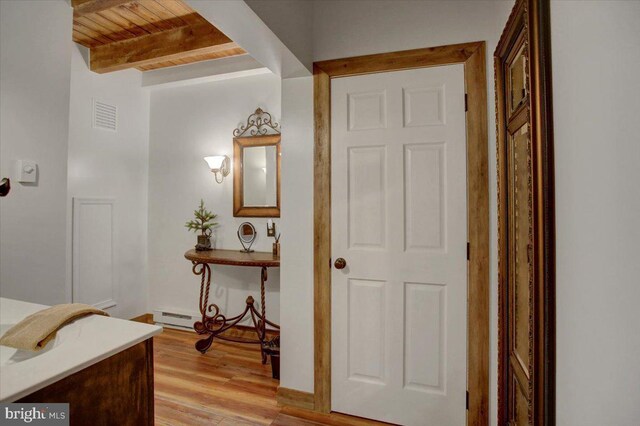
[
  {"x1": 18, "y1": 340, "x2": 155, "y2": 426},
  {"x1": 495, "y1": 1, "x2": 555, "y2": 425}
]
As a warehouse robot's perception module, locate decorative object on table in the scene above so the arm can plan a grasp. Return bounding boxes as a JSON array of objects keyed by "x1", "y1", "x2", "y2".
[
  {"x1": 185, "y1": 199, "x2": 218, "y2": 251},
  {"x1": 262, "y1": 335, "x2": 280, "y2": 379},
  {"x1": 233, "y1": 108, "x2": 281, "y2": 218},
  {"x1": 266, "y1": 219, "x2": 276, "y2": 237},
  {"x1": 203, "y1": 155, "x2": 231, "y2": 184},
  {"x1": 237, "y1": 222, "x2": 257, "y2": 252},
  {"x1": 0, "y1": 178, "x2": 10, "y2": 197},
  {"x1": 268, "y1": 220, "x2": 281, "y2": 256}
]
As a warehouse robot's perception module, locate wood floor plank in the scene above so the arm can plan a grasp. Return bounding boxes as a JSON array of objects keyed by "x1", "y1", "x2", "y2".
[
  {"x1": 279, "y1": 407, "x2": 394, "y2": 426},
  {"x1": 155, "y1": 396, "x2": 225, "y2": 426},
  {"x1": 218, "y1": 418, "x2": 264, "y2": 426},
  {"x1": 271, "y1": 414, "x2": 325, "y2": 426},
  {"x1": 154, "y1": 328, "x2": 387, "y2": 426}
]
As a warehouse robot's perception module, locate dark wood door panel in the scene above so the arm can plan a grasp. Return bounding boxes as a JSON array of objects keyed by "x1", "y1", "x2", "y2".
[
  {"x1": 495, "y1": 1, "x2": 555, "y2": 425},
  {"x1": 513, "y1": 373, "x2": 530, "y2": 426},
  {"x1": 508, "y1": 122, "x2": 532, "y2": 380},
  {"x1": 506, "y1": 32, "x2": 529, "y2": 118},
  {"x1": 510, "y1": 354, "x2": 531, "y2": 397}
]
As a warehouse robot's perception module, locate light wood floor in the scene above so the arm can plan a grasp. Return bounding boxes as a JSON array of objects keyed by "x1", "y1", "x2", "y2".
[{"x1": 154, "y1": 328, "x2": 389, "y2": 426}]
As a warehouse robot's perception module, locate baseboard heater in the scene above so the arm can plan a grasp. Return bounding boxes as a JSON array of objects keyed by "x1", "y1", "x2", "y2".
[
  {"x1": 153, "y1": 309, "x2": 199, "y2": 331},
  {"x1": 153, "y1": 308, "x2": 277, "y2": 333}
]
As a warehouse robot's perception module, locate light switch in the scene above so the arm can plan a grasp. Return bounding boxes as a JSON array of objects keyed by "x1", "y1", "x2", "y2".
[{"x1": 15, "y1": 160, "x2": 37, "y2": 183}]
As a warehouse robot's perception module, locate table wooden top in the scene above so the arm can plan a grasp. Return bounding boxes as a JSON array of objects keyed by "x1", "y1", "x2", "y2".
[{"x1": 184, "y1": 249, "x2": 280, "y2": 267}]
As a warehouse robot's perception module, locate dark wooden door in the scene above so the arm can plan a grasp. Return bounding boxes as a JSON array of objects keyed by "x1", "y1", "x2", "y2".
[{"x1": 495, "y1": 0, "x2": 555, "y2": 425}]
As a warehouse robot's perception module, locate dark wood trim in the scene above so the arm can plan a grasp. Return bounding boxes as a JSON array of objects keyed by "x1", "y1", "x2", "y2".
[
  {"x1": 276, "y1": 387, "x2": 316, "y2": 411},
  {"x1": 530, "y1": 1, "x2": 556, "y2": 424},
  {"x1": 465, "y1": 43, "x2": 491, "y2": 426},
  {"x1": 312, "y1": 41, "x2": 490, "y2": 424},
  {"x1": 233, "y1": 135, "x2": 281, "y2": 218},
  {"x1": 18, "y1": 339, "x2": 154, "y2": 425},
  {"x1": 314, "y1": 42, "x2": 481, "y2": 77},
  {"x1": 144, "y1": 339, "x2": 155, "y2": 423},
  {"x1": 495, "y1": 1, "x2": 555, "y2": 425},
  {"x1": 313, "y1": 63, "x2": 332, "y2": 414}
]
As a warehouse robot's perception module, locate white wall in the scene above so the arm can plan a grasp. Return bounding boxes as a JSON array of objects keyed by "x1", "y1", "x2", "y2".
[
  {"x1": 141, "y1": 56, "x2": 270, "y2": 89},
  {"x1": 66, "y1": 45, "x2": 150, "y2": 320},
  {"x1": 279, "y1": 76, "x2": 314, "y2": 392},
  {"x1": 0, "y1": 0, "x2": 72, "y2": 305},
  {"x1": 148, "y1": 73, "x2": 282, "y2": 325},
  {"x1": 277, "y1": 3, "x2": 514, "y2": 414},
  {"x1": 245, "y1": 0, "x2": 314, "y2": 71},
  {"x1": 313, "y1": 0, "x2": 510, "y2": 62},
  {"x1": 552, "y1": 2, "x2": 640, "y2": 425},
  {"x1": 186, "y1": 0, "x2": 309, "y2": 78}
]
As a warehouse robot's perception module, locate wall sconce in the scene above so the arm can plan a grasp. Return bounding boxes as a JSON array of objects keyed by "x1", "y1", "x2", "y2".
[{"x1": 204, "y1": 155, "x2": 230, "y2": 184}]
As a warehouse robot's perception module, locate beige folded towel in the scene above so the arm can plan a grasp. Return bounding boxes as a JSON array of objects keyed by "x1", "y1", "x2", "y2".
[{"x1": 0, "y1": 303, "x2": 109, "y2": 351}]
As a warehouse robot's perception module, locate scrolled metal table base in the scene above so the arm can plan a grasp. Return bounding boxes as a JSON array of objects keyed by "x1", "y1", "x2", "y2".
[{"x1": 191, "y1": 262, "x2": 279, "y2": 364}]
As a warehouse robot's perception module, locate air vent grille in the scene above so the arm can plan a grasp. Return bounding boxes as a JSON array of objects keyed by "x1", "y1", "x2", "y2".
[{"x1": 93, "y1": 100, "x2": 117, "y2": 132}]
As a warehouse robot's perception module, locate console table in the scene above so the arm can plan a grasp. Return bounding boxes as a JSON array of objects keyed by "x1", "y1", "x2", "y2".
[{"x1": 184, "y1": 249, "x2": 279, "y2": 363}]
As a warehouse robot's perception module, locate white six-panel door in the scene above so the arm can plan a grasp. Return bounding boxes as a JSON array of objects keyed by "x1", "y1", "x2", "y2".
[{"x1": 331, "y1": 65, "x2": 468, "y2": 425}]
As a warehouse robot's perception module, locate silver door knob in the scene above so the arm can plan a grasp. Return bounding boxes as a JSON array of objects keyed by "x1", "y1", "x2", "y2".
[{"x1": 334, "y1": 258, "x2": 347, "y2": 269}]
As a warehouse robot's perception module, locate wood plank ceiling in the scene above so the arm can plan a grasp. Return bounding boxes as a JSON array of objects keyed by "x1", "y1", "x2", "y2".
[{"x1": 71, "y1": 0, "x2": 246, "y2": 73}]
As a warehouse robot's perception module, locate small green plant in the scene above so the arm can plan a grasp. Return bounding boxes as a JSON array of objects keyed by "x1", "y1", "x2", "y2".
[{"x1": 185, "y1": 199, "x2": 218, "y2": 235}]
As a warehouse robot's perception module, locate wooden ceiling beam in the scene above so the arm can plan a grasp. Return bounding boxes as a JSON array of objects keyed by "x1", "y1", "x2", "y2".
[
  {"x1": 89, "y1": 22, "x2": 242, "y2": 73},
  {"x1": 72, "y1": 0, "x2": 138, "y2": 16}
]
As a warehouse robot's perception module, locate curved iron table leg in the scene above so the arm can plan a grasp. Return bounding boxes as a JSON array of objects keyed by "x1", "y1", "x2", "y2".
[{"x1": 190, "y1": 262, "x2": 279, "y2": 364}]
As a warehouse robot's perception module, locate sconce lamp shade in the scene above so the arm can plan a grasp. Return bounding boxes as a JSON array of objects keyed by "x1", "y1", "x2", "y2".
[
  {"x1": 204, "y1": 155, "x2": 230, "y2": 184},
  {"x1": 204, "y1": 155, "x2": 226, "y2": 170}
]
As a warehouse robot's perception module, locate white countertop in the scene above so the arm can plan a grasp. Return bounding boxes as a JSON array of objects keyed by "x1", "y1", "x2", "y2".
[{"x1": 0, "y1": 297, "x2": 162, "y2": 402}]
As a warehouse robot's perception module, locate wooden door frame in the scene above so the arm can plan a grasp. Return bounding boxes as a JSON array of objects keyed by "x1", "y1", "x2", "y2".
[{"x1": 312, "y1": 41, "x2": 490, "y2": 424}]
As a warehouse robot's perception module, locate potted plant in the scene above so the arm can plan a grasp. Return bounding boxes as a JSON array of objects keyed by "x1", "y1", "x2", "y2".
[{"x1": 185, "y1": 199, "x2": 218, "y2": 251}]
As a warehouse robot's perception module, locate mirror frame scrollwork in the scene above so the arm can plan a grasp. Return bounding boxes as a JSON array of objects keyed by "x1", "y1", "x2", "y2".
[{"x1": 233, "y1": 108, "x2": 281, "y2": 218}]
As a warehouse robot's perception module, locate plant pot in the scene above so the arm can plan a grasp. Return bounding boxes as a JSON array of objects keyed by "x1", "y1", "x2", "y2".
[{"x1": 195, "y1": 234, "x2": 213, "y2": 251}]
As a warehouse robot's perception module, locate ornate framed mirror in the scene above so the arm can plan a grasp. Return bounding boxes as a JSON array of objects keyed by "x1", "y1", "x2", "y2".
[{"x1": 233, "y1": 108, "x2": 281, "y2": 217}]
